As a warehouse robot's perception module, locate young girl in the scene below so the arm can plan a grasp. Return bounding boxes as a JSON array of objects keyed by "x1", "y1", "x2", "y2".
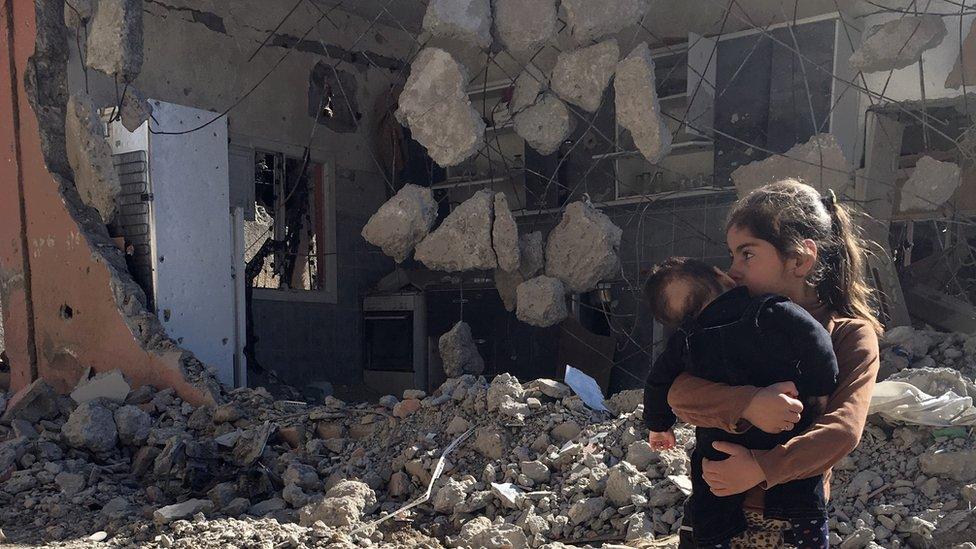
[{"x1": 668, "y1": 180, "x2": 882, "y2": 548}]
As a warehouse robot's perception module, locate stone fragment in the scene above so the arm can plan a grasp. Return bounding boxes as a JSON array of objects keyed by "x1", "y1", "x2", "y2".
[
  {"x1": 920, "y1": 450, "x2": 976, "y2": 482},
  {"x1": 208, "y1": 482, "x2": 238, "y2": 508},
  {"x1": 101, "y1": 496, "x2": 133, "y2": 520},
  {"x1": 393, "y1": 398, "x2": 422, "y2": 418},
  {"x1": 10, "y1": 419, "x2": 37, "y2": 439},
  {"x1": 605, "y1": 461, "x2": 647, "y2": 506},
  {"x1": 119, "y1": 86, "x2": 153, "y2": 132},
  {"x1": 456, "y1": 516, "x2": 528, "y2": 549},
  {"x1": 283, "y1": 463, "x2": 320, "y2": 491},
  {"x1": 153, "y1": 499, "x2": 212, "y2": 525},
  {"x1": 446, "y1": 416, "x2": 471, "y2": 434},
  {"x1": 492, "y1": 193, "x2": 520, "y2": 273},
  {"x1": 509, "y1": 68, "x2": 544, "y2": 114},
  {"x1": 519, "y1": 231, "x2": 545, "y2": 278},
  {"x1": 3, "y1": 471, "x2": 37, "y2": 494},
  {"x1": 55, "y1": 472, "x2": 86, "y2": 495},
  {"x1": 388, "y1": 472, "x2": 411, "y2": 498},
  {"x1": 626, "y1": 512, "x2": 655, "y2": 541},
  {"x1": 731, "y1": 133, "x2": 852, "y2": 198},
  {"x1": 514, "y1": 94, "x2": 576, "y2": 156},
  {"x1": 114, "y1": 405, "x2": 152, "y2": 446},
  {"x1": 625, "y1": 441, "x2": 659, "y2": 471},
  {"x1": 66, "y1": 93, "x2": 121, "y2": 222},
  {"x1": 849, "y1": 15, "x2": 946, "y2": 73},
  {"x1": 422, "y1": 0, "x2": 492, "y2": 49},
  {"x1": 361, "y1": 184, "x2": 438, "y2": 263},
  {"x1": 396, "y1": 48, "x2": 485, "y2": 167},
  {"x1": 520, "y1": 460, "x2": 550, "y2": 483},
  {"x1": 233, "y1": 422, "x2": 272, "y2": 466},
  {"x1": 947, "y1": 19, "x2": 976, "y2": 88},
  {"x1": 213, "y1": 403, "x2": 243, "y2": 423},
  {"x1": 551, "y1": 40, "x2": 619, "y2": 113},
  {"x1": 248, "y1": 497, "x2": 286, "y2": 516},
  {"x1": 438, "y1": 321, "x2": 486, "y2": 377},
  {"x1": 561, "y1": 0, "x2": 649, "y2": 44},
  {"x1": 900, "y1": 156, "x2": 961, "y2": 211},
  {"x1": 495, "y1": 268, "x2": 524, "y2": 312},
  {"x1": 528, "y1": 378, "x2": 571, "y2": 399},
  {"x1": 568, "y1": 496, "x2": 607, "y2": 525},
  {"x1": 71, "y1": 369, "x2": 130, "y2": 404},
  {"x1": 545, "y1": 202, "x2": 621, "y2": 293},
  {"x1": 86, "y1": 0, "x2": 143, "y2": 79},
  {"x1": 888, "y1": 366, "x2": 976, "y2": 399},
  {"x1": 186, "y1": 405, "x2": 212, "y2": 431},
  {"x1": 416, "y1": 190, "x2": 496, "y2": 271},
  {"x1": 403, "y1": 389, "x2": 426, "y2": 400},
  {"x1": 516, "y1": 276, "x2": 568, "y2": 327},
  {"x1": 282, "y1": 483, "x2": 311, "y2": 508},
  {"x1": 473, "y1": 426, "x2": 508, "y2": 460},
  {"x1": 223, "y1": 498, "x2": 250, "y2": 517},
  {"x1": 299, "y1": 480, "x2": 376, "y2": 527},
  {"x1": 615, "y1": 43, "x2": 672, "y2": 164},
  {"x1": 551, "y1": 420, "x2": 581, "y2": 442},
  {"x1": 62, "y1": 401, "x2": 118, "y2": 453},
  {"x1": 494, "y1": 0, "x2": 556, "y2": 55},
  {"x1": 433, "y1": 478, "x2": 468, "y2": 513},
  {"x1": 487, "y1": 373, "x2": 525, "y2": 411},
  {"x1": 64, "y1": 0, "x2": 92, "y2": 30}
]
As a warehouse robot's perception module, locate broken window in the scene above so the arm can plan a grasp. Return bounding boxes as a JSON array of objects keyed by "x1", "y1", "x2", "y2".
[{"x1": 245, "y1": 150, "x2": 328, "y2": 291}]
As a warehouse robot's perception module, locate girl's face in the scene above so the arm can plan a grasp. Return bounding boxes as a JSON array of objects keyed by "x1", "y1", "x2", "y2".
[{"x1": 726, "y1": 225, "x2": 796, "y2": 298}]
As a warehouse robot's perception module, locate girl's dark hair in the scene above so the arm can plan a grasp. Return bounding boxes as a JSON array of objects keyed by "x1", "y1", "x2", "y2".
[{"x1": 727, "y1": 180, "x2": 883, "y2": 335}]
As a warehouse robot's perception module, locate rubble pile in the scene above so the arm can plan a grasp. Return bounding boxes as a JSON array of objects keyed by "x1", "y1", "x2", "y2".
[{"x1": 4, "y1": 323, "x2": 976, "y2": 547}]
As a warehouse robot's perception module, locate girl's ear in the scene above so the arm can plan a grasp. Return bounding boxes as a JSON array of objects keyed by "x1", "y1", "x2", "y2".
[{"x1": 791, "y1": 239, "x2": 818, "y2": 278}]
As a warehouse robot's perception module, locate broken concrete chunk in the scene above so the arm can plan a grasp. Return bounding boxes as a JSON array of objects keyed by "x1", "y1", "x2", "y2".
[
  {"x1": 439, "y1": 321, "x2": 486, "y2": 377},
  {"x1": 415, "y1": 190, "x2": 496, "y2": 271},
  {"x1": 920, "y1": 450, "x2": 976, "y2": 482},
  {"x1": 2, "y1": 379, "x2": 59, "y2": 423},
  {"x1": 615, "y1": 43, "x2": 672, "y2": 164},
  {"x1": 473, "y1": 426, "x2": 508, "y2": 459},
  {"x1": 119, "y1": 86, "x2": 153, "y2": 132},
  {"x1": 509, "y1": 67, "x2": 545, "y2": 114},
  {"x1": 849, "y1": 15, "x2": 947, "y2": 73},
  {"x1": 900, "y1": 156, "x2": 961, "y2": 211},
  {"x1": 433, "y1": 478, "x2": 469, "y2": 513},
  {"x1": 456, "y1": 516, "x2": 528, "y2": 549},
  {"x1": 493, "y1": 193, "x2": 520, "y2": 273},
  {"x1": 396, "y1": 47, "x2": 485, "y2": 167},
  {"x1": 422, "y1": 0, "x2": 492, "y2": 49},
  {"x1": 66, "y1": 93, "x2": 122, "y2": 223},
  {"x1": 361, "y1": 184, "x2": 438, "y2": 263},
  {"x1": 947, "y1": 18, "x2": 976, "y2": 88},
  {"x1": 86, "y1": 0, "x2": 144, "y2": 80},
  {"x1": 61, "y1": 401, "x2": 119, "y2": 453},
  {"x1": 545, "y1": 202, "x2": 622, "y2": 293},
  {"x1": 495, "y1": 268, "x2": 523, "y2": 312},
  {"x1": 71, "y1": 369, "x2": 131, "y2": 404},
  {"x1": 551, "y1": 40, "x2": 619, "y2": 113},
  {"x1": 153, "y1": 499, "x2": 212, "y2": 525},
  {"x1": 514, "y1": 94, "x2": 576, "y2": 156},
  {"x1": 299, "y1": 480, "x2": 376, "y2": 527},
  {"x1": 568, "y1": 496, "x2": 607, "y2": 525},
  {"x1": 520, "y1": 460, "x2": 551, "y2": 483},
  {"x1": 516, "y1": 276, "x2": 568, "y2": 328},
  {"x1": 605, "y1": 461, "x2": 648, "y2": 506},
  {"x1": 519, "y1": 231, "x2": 545, "y2": 278},
  {"x1": 494, "y1": 0, "x2": 557, "y2": 56},
  {"x1": 731, "y1": 133, "x2": 852, "y2": 198},
  {"x1": 64, "y1": 0, "x2": 92, "y2": 30},
  {"x1": 528, "y1": 378, "x2": 571, "y2": 399},
  {"x1": 114, "y1": 405, "x2": 152, "y2": 446},
  {"x1": 561, "y1": 0, "x2": 649, "y2": 44}
]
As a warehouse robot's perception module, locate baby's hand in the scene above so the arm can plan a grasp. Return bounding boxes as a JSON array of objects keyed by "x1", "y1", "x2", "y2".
[{"x1": 648, "y1": 430, "x2": 676, "y2": 451}]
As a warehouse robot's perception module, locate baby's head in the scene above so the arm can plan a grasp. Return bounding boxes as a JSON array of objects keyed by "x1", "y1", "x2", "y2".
[{"x1": 644, "y1": 257, "x2": 733, "y2": 329}]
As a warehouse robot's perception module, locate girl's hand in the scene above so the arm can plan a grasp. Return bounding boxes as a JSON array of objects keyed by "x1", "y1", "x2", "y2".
[
  {"x1": 648, "y1": 430, "x2": 676, "y2": 451},
  {"x1": 702, "y1": 442, "x2": 765, "y2": 496},
  {"x1": 742, "y1": 381, "x2": 804, "y2": 434}
]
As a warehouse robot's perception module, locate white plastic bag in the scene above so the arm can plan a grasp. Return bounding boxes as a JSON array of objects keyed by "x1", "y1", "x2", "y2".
[{"x1": 869, "y1": 380, "x2": 976, "y2": 426}]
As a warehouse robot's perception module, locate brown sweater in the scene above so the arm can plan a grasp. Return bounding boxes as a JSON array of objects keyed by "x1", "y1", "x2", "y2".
[{"x1": 667, "y1": 303, "x2": 880, "y2": 510}]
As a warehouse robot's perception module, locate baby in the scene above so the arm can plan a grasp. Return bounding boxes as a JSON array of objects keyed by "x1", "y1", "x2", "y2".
[{"x1": 642, "y1": 257, "x2": 838, "y2": 547}]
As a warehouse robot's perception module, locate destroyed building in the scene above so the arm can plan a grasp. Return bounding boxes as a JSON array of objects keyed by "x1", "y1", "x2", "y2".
[{"x1": 4, "y1": 0, "x2": 976, "y2": 547}]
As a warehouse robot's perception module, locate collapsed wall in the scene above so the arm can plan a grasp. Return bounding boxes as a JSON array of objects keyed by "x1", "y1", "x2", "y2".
[{"x1": 0, "y1": 0, "x2": 219, "y2": 405}]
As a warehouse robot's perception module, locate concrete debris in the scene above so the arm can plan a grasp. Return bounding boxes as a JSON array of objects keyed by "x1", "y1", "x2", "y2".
[
  {"x1": 516, "y1": 276, "x2": 568, "y2": 328},
  {"x1": 561, "y1": 0, "x2": 650, "y2": 44},
  {"x1": 361, "y1": 184, "x2": 438, "y2": 263},
  {"x1": 114, "y1": 405, "x2": 152, "y2": 446},
  {"x1": 1, "y1": 379, "x2": 60, "y2": 423},
  {"x1": 119, "y1": 86, "x2": 153, "y2": 132},
  {"x1": 153, "y1": 499, "x2": 213, "y2": 525},
  {"x1": 86, "y1": 0, "x2": 144, "y2": 80},
  {"x1": 300, "y1": 480, "x2": 376, "y2": 527},
  {"x1": 66, "y1": 93, "x2": 122, "y2": 223},
  {"x1": 513, "y1": 94, "x2": 576, "y2": 156},
  {"x1": 849, "y1": 15, "x2": 947, "y2": 73},
  {"x1": 509, "y1": 68, "x2": 545, "y2": 114},
  {"x1": 551, "y1": 40, "x2": 620, "y2": 113},
  {"x1": 900, "y1": 156, "x2": 961, "y2": 211},
  {"x1": 439, "y1": 321, "x2": 486, "y2": 377},
  {"x1": 422, "y1": 0, "x2": 492, "y2": 50},
  {"x1": 453, "y1": 516, "x2": 527, "y2": 548},
  {"x1": 545, "y1": 201, "x2": 622, "y2": 293},
  {"x1": 61, "y1": 401, "x2": 118, "y2": 453},
  {"x1": 731, "y1": 133, "x2": 852, "y2": 198},
  {"x1": 70, "y1": 369, "x2": 130, "y2": 404},
  {"x1": 494, "y1": 0, "x2": 557, "y2": 56},
  {"x1": 518, "y1": 231, "x2": 545, "y2": 279},
  {"x1": 495, "y1": 268, "x2": 524, "y2": 312},
  {"x1": 396, "y1": 48, "x2": 485, "y2": 167},
  {"x1": 947, "y1": 18, "x2": 976, "y2": 89},
  {"x1": 614, "y1": 43, "x2": 672, "y2": 164},
  {"x1": 492, "y1": 193, "x2": 521, "y2": 273},
  {"x1": 63, "y1": 0, "x2": 92, "y2": 30},
  {"x1": 415, "y1": 189, "x2": 496, "y2": 271}
]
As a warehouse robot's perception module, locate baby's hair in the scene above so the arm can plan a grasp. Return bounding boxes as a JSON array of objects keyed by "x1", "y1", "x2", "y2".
[
  {"x1": 644, "y1": 257, "x2": 725, "y2": 327},
  {"x1": 727, "y1": 180, "x2": 883, "y2": 335}
]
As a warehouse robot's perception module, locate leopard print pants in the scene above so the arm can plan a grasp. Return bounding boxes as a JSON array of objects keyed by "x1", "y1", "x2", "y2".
[{"x1": 727, "y1": 511, "x2": 829, "y2": 549}]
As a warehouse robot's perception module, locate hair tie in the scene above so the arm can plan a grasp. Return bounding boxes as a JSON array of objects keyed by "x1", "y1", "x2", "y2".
[{"x1": 822, "y1": 189, "x2": 838, "y2": 212}]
